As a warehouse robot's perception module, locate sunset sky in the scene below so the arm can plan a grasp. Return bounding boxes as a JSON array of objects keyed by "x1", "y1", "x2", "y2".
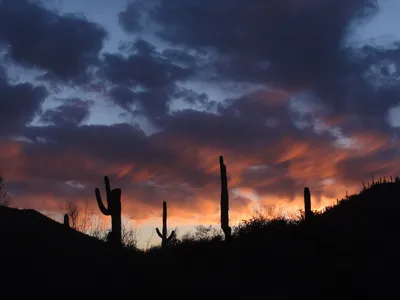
[{"x1": 1, "y1": 0, "x2": 400, "y2": 248}]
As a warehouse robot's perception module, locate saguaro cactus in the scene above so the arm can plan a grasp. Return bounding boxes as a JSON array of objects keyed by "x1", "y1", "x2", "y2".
[
  {"x1": 304, "y1": 187, "x2": 312, "y2": 221},
  {"x1": 63, "y1": 214, "x2": 70, "y2": 228},
  {"x1": 95, "y1": 175, "x2": 122, "y2": 247},
  {"x1": 220, "y1": 155, "x2": 232, "y2": 241},
  {"x1": 156, "y1": 201, "x2": 175, "y2": 249}
]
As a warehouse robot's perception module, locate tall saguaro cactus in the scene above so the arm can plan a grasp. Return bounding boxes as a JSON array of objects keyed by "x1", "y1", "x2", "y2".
[
  {"x1": 156, "y1": 201, "x2": 175, "y2": 249},
  {"x1": 95, "y1": 175, "x2": 122, "y2": 247},
  {"x1": 220, "y1": 155, "x2": 232, "y2": 241},
  {"x1": 304, "y1": 187, "x2": 312, "y2": 221},
  {"x1": 63, "y1": 214, "x2": 70, "y2": 228}
]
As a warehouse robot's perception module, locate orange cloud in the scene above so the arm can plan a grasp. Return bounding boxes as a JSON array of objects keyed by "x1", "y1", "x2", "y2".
[{"x1": 1, "y1": 119, "x2": 400, "y2": 235}]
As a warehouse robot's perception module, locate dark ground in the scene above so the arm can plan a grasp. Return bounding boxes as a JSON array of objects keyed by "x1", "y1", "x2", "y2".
[{"x1": 1, "y1": 182, "x2": 399, "y2": 299}]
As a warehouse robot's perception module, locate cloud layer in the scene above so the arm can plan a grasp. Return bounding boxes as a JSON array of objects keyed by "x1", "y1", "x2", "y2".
[{"x1": 1, "y1": 0, "x2": 400, "y2": 227}]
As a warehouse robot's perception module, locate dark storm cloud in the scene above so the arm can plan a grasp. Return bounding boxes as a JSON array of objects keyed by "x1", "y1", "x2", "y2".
[
  {"x1": 6, "y1": 177, "x2": 88, "y2": 203},
  {"x1": 173, "y1": 87, "x2": 211, "y2": 107},
  {"x1": 100, "y1": 39, "x2": 193, "y2": 88},
  {"x1": 157, "y1": 109, "x2": 273, "y2": 150},
  {"x1": 101, "y1": 39, "x2": 199, "y2": 118},
  {"x1": 118, "y1": 38, "x2": 157, "y2": 55},
  {"x1": 106, "y1": 84, "x2": 176, "y2": 119},
  {"x1": 0, "y1": 67, "x2": 48, "y2": 135},
  {"x1": 107, "y1": 83, "x2": 212, "y2": 120},
  {"x1": 0, "y1": 0, "x2": 107, "y2": 82},
  {"x1": 161, "y1": 48, "x2": 199, "y2": 66},
  {"x1": 132, "y1": 85, "x2": 176, "y2": 119},
  {"x1": 157, "y1": 90, "x2": 335, "y2": 152},
  {"x1": 117, "y1": 0, "x2": 400, "y2": 134},
  {"x1": 313, "y1": 45, "x2": 400, "y2": 134},
  {"x1": 118, "y1": 0, "x2": 147, "y2": 33},
  {"x1": 22, "y1": 123, "x2": 175, "y2": 169},
  {"x1": 40, "y1": 98, "x2": 93, "y2": 126},
  {"x1": 140, "y1": 0, "x2": 378, "y2": 86},
  {"x1": 221, "y1": 90, "x2": 290, "y2": 122},
  {"x1": 107, "y1": 86, "x2": 136, "y2": 112}
]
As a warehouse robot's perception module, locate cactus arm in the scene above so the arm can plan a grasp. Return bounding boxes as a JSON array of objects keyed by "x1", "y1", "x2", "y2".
[
  {"x1": 95, "y1": 188, "x2": 110, "y2": 215},
  {"x1": 156, "y1": 228, "x2": 163, "y2": 238},
  {"x1": 104, "y1": 176, "x2": 111, "y2": 197},
  {"x1": 167, "y1": 230, "x2": 175, "y2": 242}
]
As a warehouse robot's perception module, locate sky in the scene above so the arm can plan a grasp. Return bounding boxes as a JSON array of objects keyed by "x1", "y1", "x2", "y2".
[{"x1": 1, "y1": 0, "x2": 400, "y2": 248}]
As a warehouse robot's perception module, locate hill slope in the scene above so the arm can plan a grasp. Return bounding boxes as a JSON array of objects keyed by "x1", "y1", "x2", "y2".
[
  {"x1": 1, "y1": 183, "x2": 399, "y2": 298},
  {"x1": 0, "y1": 206, "x2": 147, "y2": 292}
]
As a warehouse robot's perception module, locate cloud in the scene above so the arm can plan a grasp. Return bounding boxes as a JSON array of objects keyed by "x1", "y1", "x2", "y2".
[
  {"x1": 100, "y1": 39, "x2": 193, "y2": 88},
  {"x1": 118, "y1": 0, "x2": 147, "y2": 34},
  {"x1": 0, "y1": 67, "x2": 48, "y2": 135},
  {"x1": 138, "y1": 0, "x2": 378, "y2": 85},
  {"x1": 1, "y1": 114, "x2": 399, "y2": 224},
  {"x1": 2, "y1": 88, "x2": 397, "y2": 223},
  {"x1": 0, "y1": 0, "x2": 107, "y2": 82},
  {"x1": 118, "y1": 0, "x2": 400, "y2": 133},
  {"x1": 100, "y1": 39, "x2": 200, "y2": 119},
  {"x1": 40, "y1": 98, "x2": 93, "y2": 126},
  {"x1": 313, "y1": 44, "x2": 400, "y2": 134}
]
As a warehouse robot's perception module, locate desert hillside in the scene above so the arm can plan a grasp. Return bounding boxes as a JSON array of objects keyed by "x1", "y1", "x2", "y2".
[{"x1": 1, "y1": 182, "x2": 399, "y2": 298}]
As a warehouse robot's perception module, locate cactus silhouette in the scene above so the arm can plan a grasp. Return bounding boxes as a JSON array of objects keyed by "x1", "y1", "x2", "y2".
[
  {"x1": 220, "y1": 155, "x2": 232, "y2": 241},
  {"x1": 63, "y1": 214, "x2": 70, "y2": 228},
  {"x1": 95, "y1": 175, "x2": 122, "y2": 247},
  {"x1": 156, "y1": 201, "x2": 175, "y2": 249},
  {"x1": 304, "y1": 187, "x2": 312, "y2": 221}
]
